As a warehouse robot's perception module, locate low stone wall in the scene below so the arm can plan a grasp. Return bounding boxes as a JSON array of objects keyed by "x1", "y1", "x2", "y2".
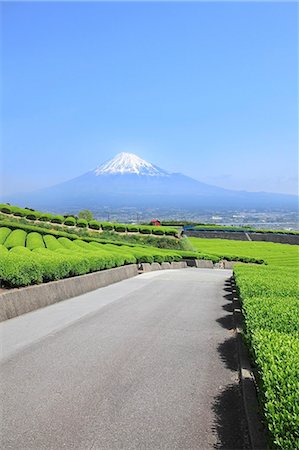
[
  {"x1": 139, "y1": 261, "x2": 187, "y2": 272},
  {"x1": 0, "y1": 264, "x2": 138, "y2": 322},
  {"x1": 249, "y1": 232, "x2": 299, "y2": 245},
  {"x1": 195, "y1": 259, "x2": 214, "y2": 268},
  {"x1": 170, "y1": 261, "x2": 188, "y2": 269},
  {"x1": 185, "y1": 230, "x2": 299, "y2": 245}
]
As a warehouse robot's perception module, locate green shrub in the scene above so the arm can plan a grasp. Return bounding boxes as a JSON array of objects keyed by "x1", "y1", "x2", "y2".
[
  {"x1": 26, "y1": 232, "x2": 45, "y2": 250},
  {"x1": 58, "y1": 237, "x2": 77, "y2": 250},
  {"x1": 126, "y1": 225, "x2": 139, "y2": 232},
  {"x1": 64, "y1": 217, "x2": 76, "y2": 226},
  {"x1": 32, "y1": 248, "x2": 72, "y2": 281},
  {"x1": 139, "y1": 227, "x2": 152, "y2": 235},
  {"x1": 101, "y1": 222, "x2": 114, "y2": 231},
  {"x1": 43, "y1": 234, "x2": 64, "y2": 251},
  {"x1": 152, "y1": 229, "x2": 164, "y2": 235},
  {"x1": 165, "y1": 229, "x2": 177, "y2": 237},
  {"x1": 73, "y1": 239, "x2": 95, "y2": 252},
  {"x1": 235, "y1": 265, "x2": 298, "y2": 299},
  {"x1": 114, "y1": 224, "x2": 126, "y2": 232},
  {"x1": 0, "y1": 252, "x2": 43, "y2": 287},
  {"x1": 233, "y1": 260, "x2": 299, "y2": 449},
  {"x1": 51, "y1": 215, "x2": 64, "y2": 224},
  {"x1": 9, "y1": 246, "x2": 31, "y2": 255},
  {"x1": 0, "y1": 244, "x2": 8, "y2": 255},
  {"x1": 242, "y1": 296, "x2": 299, "y2": 340},
  {"x1": 4, "y1": 229, "x2": 27, "y2": 249},
  {"x1": 77, "y1": 218, "x2": 88, "y2": 228},
  {"x1": 0, "y1": 205, "x2": 12, "y2": 214},
  {"x1": 252, "y1": 330, "x2": 299, "y2": 450},
  {"x1": 88, "y1": 220, "x2": 100, "y2": 230},
  {"x1": 39, "y1": 213, "x2": 54, "y2": 222},
  {"x1": 0, "y1": 227, "x2": 12, "y2": 244},
  {"x1": 26, "y1": 211, "x2": 40, "y2": 220},
  {"x1": 54, "y1": 249, "x2": 91, "y2": 276},
  {"x1": 12, "y1": 207, "x2": 27, "y2": 217}
]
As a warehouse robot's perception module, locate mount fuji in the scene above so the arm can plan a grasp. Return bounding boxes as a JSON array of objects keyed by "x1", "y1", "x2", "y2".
[{"x1": 8, "y1": 152, "x2": 298, "y2": 211}]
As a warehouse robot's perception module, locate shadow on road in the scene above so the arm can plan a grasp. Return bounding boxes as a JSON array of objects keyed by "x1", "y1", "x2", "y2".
[
  {"x1": 217, "y1": 336, "x2": 238, "y2": 372},
  {"x1": 216, "y1": 314, "x2": 234, "y2": 330},
  {"x1": 212, "y1": 383, "x2": 250, "y2": 449},
  {"x1": 212, "y1": 276, "x2": 250, "y2": 449}
]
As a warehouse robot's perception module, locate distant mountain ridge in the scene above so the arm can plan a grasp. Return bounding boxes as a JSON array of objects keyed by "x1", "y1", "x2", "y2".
[{"x1": 6, "y1": 152, "x2": 298, "y2": 211}]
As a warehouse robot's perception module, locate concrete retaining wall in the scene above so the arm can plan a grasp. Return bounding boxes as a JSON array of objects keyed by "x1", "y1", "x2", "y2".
[
  {"x1": 185, "y1": 230, "x2": 299, "y2": 245},
  {"x1": 249, "y1": 233, "x2": 299, "y2": 245},
  {"x1": 170, "y1": 261, "x2": 188, "y2": 269},
  {"x1": 140, "y1": 261, "x2": 187, "y2": 272},
  {"x1": 195, "y1": 259, "x2": 214, "y2": 268},
  {"x1": 0, "y1": 264, "x2": 138, "y2": 322}
]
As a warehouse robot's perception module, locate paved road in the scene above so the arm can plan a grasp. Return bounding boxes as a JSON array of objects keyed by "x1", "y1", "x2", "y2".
[{"x1": 0, "y1": 269, "x2": 249, "y2": 449}]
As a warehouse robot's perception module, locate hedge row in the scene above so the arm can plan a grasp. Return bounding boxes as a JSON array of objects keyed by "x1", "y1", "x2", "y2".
[
  {"x1": 0, "y1": 219, "x2": 184, "y2": 252},
  {"x1": 234, "y1": 264, "x2": 299, "y2": 449},
  {"x1": 0, "y1": 224, "x2": 225, "y2": 288},
  {"x1": 0, "y1": 247, "x2": 128, "y2": 287},
  {"x1": 0, "y1": 204, "x2": 178, "y2": 236},
  {"x1": 0, "y1": 222, "x2": 265, "y2": 266}
]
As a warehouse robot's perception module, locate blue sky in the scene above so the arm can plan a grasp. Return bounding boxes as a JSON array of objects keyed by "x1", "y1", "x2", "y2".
[{"x1": 2, "y1": 1, "x2": 298, "y2": 196}]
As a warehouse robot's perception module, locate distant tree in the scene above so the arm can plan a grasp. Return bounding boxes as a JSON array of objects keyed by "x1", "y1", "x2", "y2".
[{"x1": 78, "y1": 209, "x2": 93, "y2": 221}]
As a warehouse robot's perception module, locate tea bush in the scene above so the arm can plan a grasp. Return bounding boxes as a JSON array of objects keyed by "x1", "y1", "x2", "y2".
[
  {"x1": 252, "y1": 331, "x2": 299, "y2": 450},
  {"x1": 101, "y1": 222, "x2": 114, "y2": 231},
  {"x1": 139, "y1": 226, "x2": 152, "y2": 234},
  {"x1": 26, "y1": 232, "x2": 45, "y2": 250},
  {"x1": 26, "y1": 211, "x2": 40, "y2": 220},
  {"x1": 0, "y1": 252, "x2": 43, "y2": 287},
  {"x1": 39, "y1": 213, "x2": 54, "y2": 222},
  {"x1": 234, "y1": 262, "x2": 299, "y2": 449},
  {"x1": 0, "y1": 204, "x2": 12, "y2": 214},
  {"x1": 126, "y1": 225, "x2": 139, "y2": 232},
  {"x1": 51, "y1": 215, "x2": 64, "y2": 224},
  {"x1": 88, "y1": 220, "x2": 100, "y2": 230},
  {"x1": 0, "y1": 227, "x2": 12, "y2": 244},
  {"x1": 152, "y1": 228, "x2": 164, "y2": 235},
  {"x1": 0, "y1": 244, "x2": 8, "y2": 255},
  {"x1": 77, "y1": 218, "x2": 88, "y2": 228},
  {"x1": 64, "y1": 217, "x2": 76, "y2": 226},
  {"x1": 114, "y1": 224, "x2": 126, "y2": 232},
  {"x1": 4, "y1": 229, "x2": 27, "y2": 249}
]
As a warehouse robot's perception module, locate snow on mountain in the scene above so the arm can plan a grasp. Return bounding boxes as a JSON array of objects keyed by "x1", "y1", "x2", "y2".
[{"x1": 94, "y1": 152, "x2": 169, "y2": 177}]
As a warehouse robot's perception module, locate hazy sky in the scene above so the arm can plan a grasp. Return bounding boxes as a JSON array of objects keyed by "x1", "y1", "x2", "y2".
[{"x1": 2, "y1": 1, "x2": 298, "y2": 196}]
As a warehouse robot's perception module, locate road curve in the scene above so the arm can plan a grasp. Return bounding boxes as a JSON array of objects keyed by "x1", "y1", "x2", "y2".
[{"x1": 0, "y1": 268, "x2": 249, "y2": 449}]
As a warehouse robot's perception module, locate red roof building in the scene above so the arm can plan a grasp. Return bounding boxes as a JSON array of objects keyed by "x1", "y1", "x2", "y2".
[{"x1": 150, "y1": 219, "x2": 161, "y2": 226}]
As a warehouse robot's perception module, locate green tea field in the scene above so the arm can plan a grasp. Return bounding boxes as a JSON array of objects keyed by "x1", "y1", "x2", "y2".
[{"x1": 190, "y1": 237, "x2": 299, "y2": 449}]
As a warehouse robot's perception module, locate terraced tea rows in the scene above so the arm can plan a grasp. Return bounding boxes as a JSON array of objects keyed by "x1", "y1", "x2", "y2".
[
  {"x1": 0, "y1": 204, "x2": 179, "y2": 236},
  {"x1": 0, "y1": 225, "x2": 206, "y2": 288},
  {"x1": 189, "y1": 237, "x2": 299, "y2": 267},
  {"x1": 190, "y1": 237, "x2": 299, "y2": 449}
]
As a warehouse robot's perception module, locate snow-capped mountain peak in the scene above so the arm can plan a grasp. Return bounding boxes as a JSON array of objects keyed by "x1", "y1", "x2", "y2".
[{"x1": 94, "y1": 152, "x2": 169, "y2": 176}]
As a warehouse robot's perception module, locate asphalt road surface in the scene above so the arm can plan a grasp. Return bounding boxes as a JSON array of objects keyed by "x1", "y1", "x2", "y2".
[{"x1": 0, "y1": 268, "x2": 250, "y2": 449}]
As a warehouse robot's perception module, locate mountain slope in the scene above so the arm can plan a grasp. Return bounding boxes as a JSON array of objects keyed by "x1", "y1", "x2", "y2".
[{"x1": 6, "y1": 152, "x2": 298, "y2": 211}]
